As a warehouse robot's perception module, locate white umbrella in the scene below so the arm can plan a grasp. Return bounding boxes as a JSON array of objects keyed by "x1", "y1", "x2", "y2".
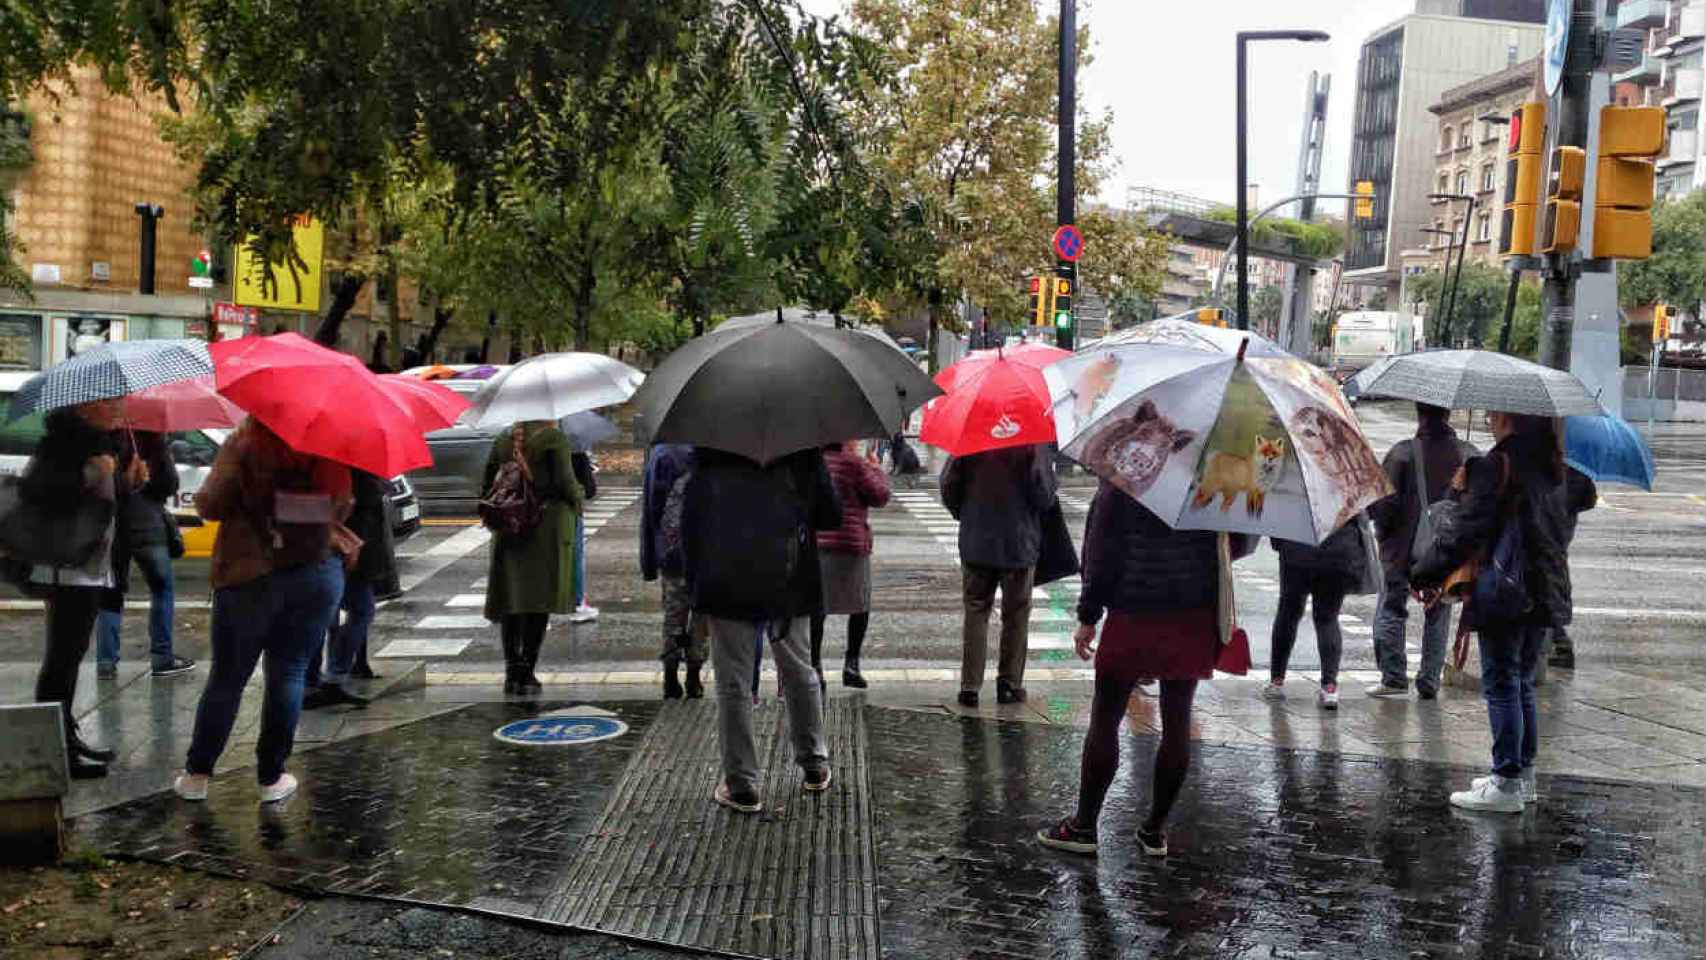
[{"x1": 465, "y1": 352, "x2": 644, "y2": 430}]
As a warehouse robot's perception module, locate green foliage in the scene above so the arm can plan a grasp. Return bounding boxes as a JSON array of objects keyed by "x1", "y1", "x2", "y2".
[
  {"x1": 1619, "y1": 189, "x2": 1706, "y2": 316},
  {"x1": 0, "y1": 106, "x2": 30, "y2": 296},
  {"x1": 1251, "y1": 285, "x2": 1284, "y2": 334},
  {"x1": 1204, "y1": 207, "x2": 1344, "y2": 259},
  {"x1": 1404, "y1": 263, "x2": 1525, "y2": 347}
]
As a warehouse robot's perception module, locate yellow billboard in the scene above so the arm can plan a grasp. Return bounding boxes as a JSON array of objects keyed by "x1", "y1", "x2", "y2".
[{"x1": 234, "y1": 217, "x2": 324, "y2": 313}]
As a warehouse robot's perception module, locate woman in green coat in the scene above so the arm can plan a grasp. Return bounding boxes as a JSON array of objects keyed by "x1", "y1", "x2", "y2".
[{"x1": 482, "y1": 420, "x2": 583, "y2": 695}]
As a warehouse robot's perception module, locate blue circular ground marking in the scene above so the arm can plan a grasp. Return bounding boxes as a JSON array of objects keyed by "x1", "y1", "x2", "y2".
[{"x1": 493, "y1": 714, "x2": 628, "y2": 746}]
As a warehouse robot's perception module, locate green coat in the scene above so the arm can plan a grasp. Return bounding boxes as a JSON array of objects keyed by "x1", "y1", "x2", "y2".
[{"x1": 482, "y1": 422, "x2": 583, "y2": 620}]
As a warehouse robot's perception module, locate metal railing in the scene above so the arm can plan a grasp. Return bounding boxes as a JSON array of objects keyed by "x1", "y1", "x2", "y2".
[
  {"x1": 1624, "y1": 365, "x2": 1706, "y2": 402},
  {"x1": 1126, "y1": 186, "x2": 1221, "y2": 218}
]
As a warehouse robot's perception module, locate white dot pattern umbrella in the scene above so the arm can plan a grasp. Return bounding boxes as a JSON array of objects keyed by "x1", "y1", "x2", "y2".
[
  {"x1": 1349, "y1": 350, "x2": 1602, "y2": 417},
  {"x1": 8, "y1": 339, "x2": 215, "y2": 420}
]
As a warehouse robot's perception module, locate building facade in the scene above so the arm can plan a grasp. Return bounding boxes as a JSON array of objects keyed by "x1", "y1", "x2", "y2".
[
  {"x1": 1344, "y1": 12, "x2": 1545, "y2": 297},
  {"x1": 1615, "y1": 0, "x2": 1706, "y2": 199},
  {"x1": 1425, "y1": 57, "x2": 1540, "y2": 272}
]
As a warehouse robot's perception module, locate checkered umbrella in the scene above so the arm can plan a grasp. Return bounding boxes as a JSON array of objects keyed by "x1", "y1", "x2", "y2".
[
  {"x1": 9, "y1": 339, "x2": 215, "y2": 420},
  {"x1": 1349, "y1": 349, "x2": 1602, "y2": 417}
]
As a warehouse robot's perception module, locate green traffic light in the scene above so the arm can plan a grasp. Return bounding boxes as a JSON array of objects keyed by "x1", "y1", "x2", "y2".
[{"x1": 1054, "y1": 311, "x2": 1071, "y2": 327}]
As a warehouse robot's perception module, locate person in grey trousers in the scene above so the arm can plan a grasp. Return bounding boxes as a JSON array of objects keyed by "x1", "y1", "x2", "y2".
[
  {"x1": 1366, "y1": 404, "x2": 1478, "y2": 699},
  {"x1": 682, "y1": 447, "x2": 842, "y2": 815},
  {"x1": 940, "y1": 444, "x2": 1059, "y2": 707}
]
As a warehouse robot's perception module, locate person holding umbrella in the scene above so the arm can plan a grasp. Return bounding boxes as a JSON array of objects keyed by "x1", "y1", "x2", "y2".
[
  {"x1": 1411, "y1": 412, "x2": 1572, "y2": 812},
  {"x1": 481, "y1": 419, "x2": 583, "y2": 695}
]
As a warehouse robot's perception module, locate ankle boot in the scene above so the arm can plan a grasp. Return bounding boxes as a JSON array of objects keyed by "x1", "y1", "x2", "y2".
[
  {"x1": 517, "y1": 627, "x2": 544, "y2": 696},
  {"x1": 843, "y1": 632, "x2": 867, "y2": 689},
  {"x1": 68, "y1": 724, "x2": 117, "y2": 763},
  {"x1": 685, "y1": 660, "x2": 705, "y2": 699},
  {"x1": 663, "y1": 658, "x2": 684, "y2": 700},
  {"x1": 501, "y1": 626, "x2": 522, "y2": 694}
]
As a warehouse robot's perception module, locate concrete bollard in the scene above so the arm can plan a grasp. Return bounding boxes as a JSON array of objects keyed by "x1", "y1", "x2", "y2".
[{"x1": 0, "y1": 702, "x2": 69, "y2": 865}]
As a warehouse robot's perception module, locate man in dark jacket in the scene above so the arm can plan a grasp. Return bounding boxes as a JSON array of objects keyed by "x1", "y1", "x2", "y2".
[
  {"x1": 641, "y1": 443, "x2": 705, "y2": 699},
  {"x1": 941, "y1": 444, "x2": 1058, "y2": 706},
  {"x1": 95, "y1": 430, "x2": 193, "y2": 678},
  {"x1": 1366, "y1": 404, "x2": 1478, "y2": 699},
  {"x1": 683, "y1": 447, "x2": 841, "y2": 814},
  {"x1": 1547, "y1": 465, "x2": 1597, "y2": 668}
]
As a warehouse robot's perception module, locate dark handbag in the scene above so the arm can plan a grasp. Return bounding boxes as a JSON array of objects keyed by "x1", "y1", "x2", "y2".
[
  {"x1": 0, "y1": 471, "x2": 115, "y2": 569},
  {"x1": 1033, "y1": 502, "x2": 1079, "y2": 586},
  {"x1": 1409, "y1": 439, "x2": 1452, "y2": 566},
  {"x1": 163, "y1": 503, "x2": 186, "y2": 559},
  {"x1": 479, "y1": 426, "x2": 544, "y2": 537}
]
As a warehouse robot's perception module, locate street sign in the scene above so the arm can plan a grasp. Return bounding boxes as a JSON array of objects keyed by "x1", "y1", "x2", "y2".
[
  {"x1": 235, "y1": 217, "x2": 325, "y2": 313},
  {"x1": 1544, "y1": 0, "x2": 1571, "y2": 97},
  {"x1": 187, "y1": 276, "x2": 213, "y2": 289},
  {"x1": 493, "y1": 714, "x2": 628, "y2": 746},
  {"x1": 1052, "y1": 224, "x2": 1083, "y2": 262},
  {"x1": 212, "y1": 301, "x2": 257, "y2": 329}
]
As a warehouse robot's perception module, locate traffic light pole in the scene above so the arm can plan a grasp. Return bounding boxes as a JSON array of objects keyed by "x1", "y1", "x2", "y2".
[
  {"x1": 1538, "y1": 0, "x2": 1598, "y2": 372},
  {"x1": 1056, "y1": 0, "x2": 1077, "y2": 350}
]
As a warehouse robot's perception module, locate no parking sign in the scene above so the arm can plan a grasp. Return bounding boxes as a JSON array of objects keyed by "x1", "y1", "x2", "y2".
[{"x1": 493, "y1": 711, "x2": 628, "y2": 746}]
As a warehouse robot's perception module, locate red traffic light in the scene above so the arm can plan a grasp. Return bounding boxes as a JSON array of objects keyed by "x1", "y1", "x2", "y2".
[
  {"x1": 1028, "y1": 277, "x2": 1041, "y2": 294},
  {"x1": 1508, "y1": 113, "x2": 1521, "y2": 153}
]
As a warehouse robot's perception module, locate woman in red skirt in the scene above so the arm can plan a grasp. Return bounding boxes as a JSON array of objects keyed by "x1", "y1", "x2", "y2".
[{"x1": 1038, "y1": 480, "x2": 1250, "y2": 857}]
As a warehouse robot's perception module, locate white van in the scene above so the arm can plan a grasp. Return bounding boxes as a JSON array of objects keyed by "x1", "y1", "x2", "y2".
[{"x1": 0, "y1": 371, "x2": 420, "y2": 558}]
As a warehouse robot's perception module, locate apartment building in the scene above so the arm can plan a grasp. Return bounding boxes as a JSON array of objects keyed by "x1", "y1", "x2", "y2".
[
  {"x1": 1425, "y1": 57, "x2": 1540, "y2": 270},
  {"x1": 1615, "y1": 0, "x2": 1706, "y2": 198}
]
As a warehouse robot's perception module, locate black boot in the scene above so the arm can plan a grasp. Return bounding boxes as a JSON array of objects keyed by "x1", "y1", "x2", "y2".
[
  {"x1": 685, "y1": 660, "x2": 705, "y2": 699},
  {"x1": 843, "y1": 622, "x2": 867, "y2": 689},
  {"x1": 501, "y1": 622, "x2": 522, "y2": 695},
  {"x1": 70, "y1": 755, "x2": 109, "y2": 779},
  {"x1": 663, "y1": 657, "x2": 684, "y2": 700},
  {"x1": 1547, "y1": 628, "x2": 1575, "y2": 669},
  {"x1": 516, "y1": 621, "x2": 544, "y2": 696},
  {"x1": 68, "y1": 725, "x2": 116, "y2": 763}
]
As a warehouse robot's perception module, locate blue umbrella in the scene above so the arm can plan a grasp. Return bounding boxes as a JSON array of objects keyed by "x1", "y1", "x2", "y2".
[
  {"x1": 557, "y1": 411, "x2": 619, "y2": 452},
  {"x1": 1564, "y1": 415, "x2": 1654, "y2": 491}
]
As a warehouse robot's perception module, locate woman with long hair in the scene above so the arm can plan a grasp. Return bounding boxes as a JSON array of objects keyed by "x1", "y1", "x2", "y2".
[{"x1": 1411, "y1": 412, "x2": 1571, "y2": 812}]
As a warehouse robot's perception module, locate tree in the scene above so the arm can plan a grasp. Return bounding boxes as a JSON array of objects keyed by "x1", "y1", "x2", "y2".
[
  {"x1": 1250, "y1": 285, "x2": 1284, "y2": 336},
  {"x1": 0, "y1": 106, "x2": 30, "y2": 295},
  {"x1": 1620, "y1": 188, "x2": 1706, "y2": 328},
  {"x1": 1406, "y1": 263, "x2": 1512, "y2": 347},
  {"x1": 1073, "y1": 207, "x2": 1168, "y2": 328}
]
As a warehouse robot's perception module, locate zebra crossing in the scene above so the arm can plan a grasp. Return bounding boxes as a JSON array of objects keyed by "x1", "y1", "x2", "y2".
[{"x1": 374, "y1": 487, "x2": 643, "y2": 660}]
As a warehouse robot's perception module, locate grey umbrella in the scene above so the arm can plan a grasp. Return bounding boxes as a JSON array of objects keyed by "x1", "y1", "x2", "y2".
[
  {"x1": 632, "y1": 318, "x2": 942, "y2": 464},
  {"x1": 557, "y1": 411, "x2": 619, "y2": 452},
  {"x1": 719, "y1": 307, "x2": 906, "y2": 352},
  {"x1": 1349, "y1": 349, "x2": 1602, "y2": 417}
]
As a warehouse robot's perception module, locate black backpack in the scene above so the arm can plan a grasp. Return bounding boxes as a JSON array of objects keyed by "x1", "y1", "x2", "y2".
[{"x1": 268, "y1": 456, "x2": 334, "y2": 571}]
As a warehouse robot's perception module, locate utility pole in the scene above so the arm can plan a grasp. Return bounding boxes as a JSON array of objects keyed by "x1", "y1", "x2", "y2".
[
  {"x1": 1056, "y1": 0, "x2": 1077, "y2": 350},
  {"x1": 1537, "y1": 0, "x2": 1600, "y2": 371},
  {"x1": 133, "y1": 203, "x2": 163, "y2": 296},
  {"x1": 1281, "y1": 72, "x2": 1330, "y2": 356}
]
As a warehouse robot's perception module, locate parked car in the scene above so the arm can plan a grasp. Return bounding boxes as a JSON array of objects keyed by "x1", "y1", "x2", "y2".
[
  {"x1": 0, "y1": 371, "x2": 420, "y2": 559},
  {"x1": 407, "y1": 374, "x2": 504, "y2": 514}
]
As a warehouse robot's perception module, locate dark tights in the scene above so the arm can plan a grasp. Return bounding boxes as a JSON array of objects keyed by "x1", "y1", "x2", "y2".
[
  {"x1": 808, "y1": 612, "x2": 870, "y2": 672},
  {"x1": 1073, "y1": 671, "x2": 1198, "y2": 833}
]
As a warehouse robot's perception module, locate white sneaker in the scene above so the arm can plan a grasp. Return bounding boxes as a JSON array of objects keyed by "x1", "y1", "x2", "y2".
[
  {"x1": 173, "y1": 772, "x2": 209, "y2": 802},
  {"x1": 259, "y1": 773, "x2": 298, "y2": 805},
  {"x1": 1260, "y1": 681, "x2": 1286, "y2": 701},
  {"x1": 1473, "y1": 772, "x2": 1537, "y2": 804},
  {"x1": 1449, "y1": 776, "x2": 1524, "y2": 813},
  {"x1": 1366, "y1": 682, "x2": 1409, "y2": 699},
  {"x1": 569, "y1": 605, "x2": 600, "y2": 623},
  {"x1": 1317, "y1": 684, "x2": 1340, "y2": 711}
]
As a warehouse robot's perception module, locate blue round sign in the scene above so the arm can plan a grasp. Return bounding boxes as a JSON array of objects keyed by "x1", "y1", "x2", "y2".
[
  {"x1": 493, "y1": 714, "x2": 628, "y2": 746},
  {"x1": 1544, "y1": 0, "x2": 1571, "y2": 97}
]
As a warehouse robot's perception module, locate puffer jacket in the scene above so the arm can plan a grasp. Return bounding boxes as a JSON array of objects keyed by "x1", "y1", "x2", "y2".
[
  {"x1": 1273, "y1": 520, "x2": 1367, "y2": 581},
  {"x1": 1076, "y1": 481, "x2": 1252, "y2": 625},
  {"x1": 1410, "y1": 431, "x2": 1571, "y2": 627},
  {"x1": 817, "y1": 447, "x2": 891, "y2": 555}
]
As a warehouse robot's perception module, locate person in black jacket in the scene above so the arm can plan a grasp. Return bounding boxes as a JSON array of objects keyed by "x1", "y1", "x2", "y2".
[
  {"x1": 94, "y1": 430, "x2": 193, "y2": 679},
  {"x1": 303, "y1": 470, "x2": 399, "y2": 709},
  {"x1": 682, "y1": 446, "x2": 841, "y2": 815},
  {"x1": 1412, "y1": 412, "x2": 1570, "y2": 813},
  {"x1": 1263, "y1": 522, "x2": 1368, "y2": 710},
  {"x1": 1546, "y1": 465, "x2": 1597, "y2": 669},
  {"x1": 22, "y1": 401, "x2": 144, "y2": 779},
  {"x1": 1037, "y1": 481, "x2": 1251, "y2": 858}
]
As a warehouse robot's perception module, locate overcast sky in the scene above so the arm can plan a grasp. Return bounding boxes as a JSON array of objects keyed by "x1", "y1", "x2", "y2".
[{"x1": 799, "y1": 0, "x2": 1416, "y2": 218}]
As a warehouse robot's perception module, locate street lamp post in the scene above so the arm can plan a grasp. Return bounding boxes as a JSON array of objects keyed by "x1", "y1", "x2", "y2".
[
  {"x1": 1421, "y1": 226, "x2": 1459, "y2": 344},
  {"x1": 1429, "y1": 192, "x2": 1475, "y2": 346},
  {"x1": 1236, "y1": 29, "x2": 1330, "y2": 331}
]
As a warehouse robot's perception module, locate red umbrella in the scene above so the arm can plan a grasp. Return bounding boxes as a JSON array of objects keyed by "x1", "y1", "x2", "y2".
[
  {"x1": 377, "y1": 374, "x2": 470, "y2": 431},
  {"x1": 210, "y1": 333, "x2": 432, "y2": 477},
  {"x1": 919, "y1": 346, "x2": 1066, "y2": 456},
  {"x1": 124, "y1": 376, "x2": 247, "y2": 431}
]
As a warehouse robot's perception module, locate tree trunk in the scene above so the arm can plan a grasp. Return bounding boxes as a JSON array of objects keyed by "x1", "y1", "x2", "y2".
[
  {"x1": 417, "y1": 305, "x2": 453, "y2": 361},
  {"x1": 574, "y1": 259, "x2": 596, "y2": 350},
  {"x1": 312, "y1": 274, "x2": 366, "y2": 348},
  {"x1": 384, "y1": 263, "x2": 402, "y2": 369}
]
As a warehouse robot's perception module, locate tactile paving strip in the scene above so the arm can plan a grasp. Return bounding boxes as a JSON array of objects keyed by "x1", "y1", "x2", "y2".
[{"x1": 539, "y1": 699, "x2": 879, "y2": 959}]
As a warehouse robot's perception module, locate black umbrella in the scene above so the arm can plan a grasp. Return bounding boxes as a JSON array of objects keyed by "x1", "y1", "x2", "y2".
[{"x1": 632, "y1": 318, "x2": 941, "y2": 464}]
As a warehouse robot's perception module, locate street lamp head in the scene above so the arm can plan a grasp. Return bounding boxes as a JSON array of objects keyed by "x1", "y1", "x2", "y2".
[{"x1": 1238, "y1": 29, "x2": 1331, "y2": 43}]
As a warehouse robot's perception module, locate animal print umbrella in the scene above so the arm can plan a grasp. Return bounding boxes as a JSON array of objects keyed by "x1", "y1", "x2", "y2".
[{"x1": 1045, "y1": 340, "x2": 1392, "y2": 544}]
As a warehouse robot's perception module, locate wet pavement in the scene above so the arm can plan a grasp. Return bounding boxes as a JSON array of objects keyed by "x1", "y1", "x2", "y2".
[{"x1": 70, "y1": 699, "x2": 1706, "y2": 959}]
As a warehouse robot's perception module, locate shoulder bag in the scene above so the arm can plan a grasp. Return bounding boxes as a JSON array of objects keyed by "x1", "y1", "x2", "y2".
[
  {"x1": 1409, "y1": 439, "x2": 1454, "y2": 566},
  {"x1": 479, "y1": 425, "x2": 544, "y2": 537},
  {"x1": 0, "y1": 466, "x2": 116, "y2": 570},
  {"x1": 1213, "y1": 533, "x2": 1252, "y2": 675}
]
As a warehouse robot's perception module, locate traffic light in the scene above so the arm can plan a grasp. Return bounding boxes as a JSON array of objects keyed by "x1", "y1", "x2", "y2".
[
  {"x1": 1501, "y1": 101, "x2": 1546, "y2": 257},
  {"x1": 1542, "y1": 145, "x2": 1584, "y2": 253},
  {"x1": 1053, "y1": 274, "x2": 1073, "y2": 350},
  {"x1": 1653, "y1": 303, "x2": 1670, "y2": 343},
  {"x1": 1354, "y1": 180, "x2": 1375, "y2": 220},
  {"x1": 1593, "y1": 105, "x2": 1665, "y2": 260},
  {"x1": 1029, "y1": 276, "x2": 1047, "y2": 327}
]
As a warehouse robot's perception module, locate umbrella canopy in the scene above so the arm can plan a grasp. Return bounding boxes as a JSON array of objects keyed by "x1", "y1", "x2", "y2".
[
  {"x1": 1564, "y1": 414, "x2": 1655, "y2": 490},
  {"x1": 210, "y1": 333, "x2": 433, "y2": 477},
  {"x1": 411, "y1": 364, "x2": 459, "y2": 381},
  {"x1": 921, "y1": 346, "x2": 1067, "y2": 455},
  {"x1": 464, "y1": 353, "x2": 643, "y2": 430},
  {"x1": 1086, "y1": 314, "x2": 1290, "y2": 358},
  {"x1": 1349, "y1": 350, "x2": 1602, "y2": 417},
  {"x1": 632, "y1": 318, "x2": 942, "y2": 464},
  {"x1": 10, "y1": 339, "x2": 214, "y2": 420},
  {"x1": 558, "y1": 411, "x2": 619, "y2": 452},
  {"x1": 452, "y1": 364, "x2": 501, "y2": 380},
  {"x1": 377, "y1": 374, "x2": 471, "y2": 432},
  {"x1": 124, "y1": 376, "x2": 246, "y2": 431},
  {"x1": 719, "y1": 307, "x2": 906, "y2": 352},
  {"x1": 1048, "y1": 341, "x2": 1391, "y2": 544}
]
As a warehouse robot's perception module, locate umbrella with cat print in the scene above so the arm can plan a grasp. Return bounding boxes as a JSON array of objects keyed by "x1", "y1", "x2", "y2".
[
  {"x1": 919, "y1": 343, "x2": 1070, "y2": 456},
  {"x1": 1045, "y1": 339, "x2": 1391, "y2": 544}
]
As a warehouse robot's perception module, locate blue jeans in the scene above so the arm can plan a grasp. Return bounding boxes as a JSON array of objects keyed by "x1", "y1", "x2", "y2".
[
  {"x1": 95, "y1": 543, "x2": 176, "y2": 669},
  {"x1": 574, "y1": 513, "x2": 587, "y2": 606},
  {"x1": 1478, "y1": 623, "x2": 1544, "y2": 778},
  {"x1": 185, "y1": 558, "x2": 343, "y2": 785},
  {"x1": 320, "y1": 578, "x2": 376, "y2": 687}
]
